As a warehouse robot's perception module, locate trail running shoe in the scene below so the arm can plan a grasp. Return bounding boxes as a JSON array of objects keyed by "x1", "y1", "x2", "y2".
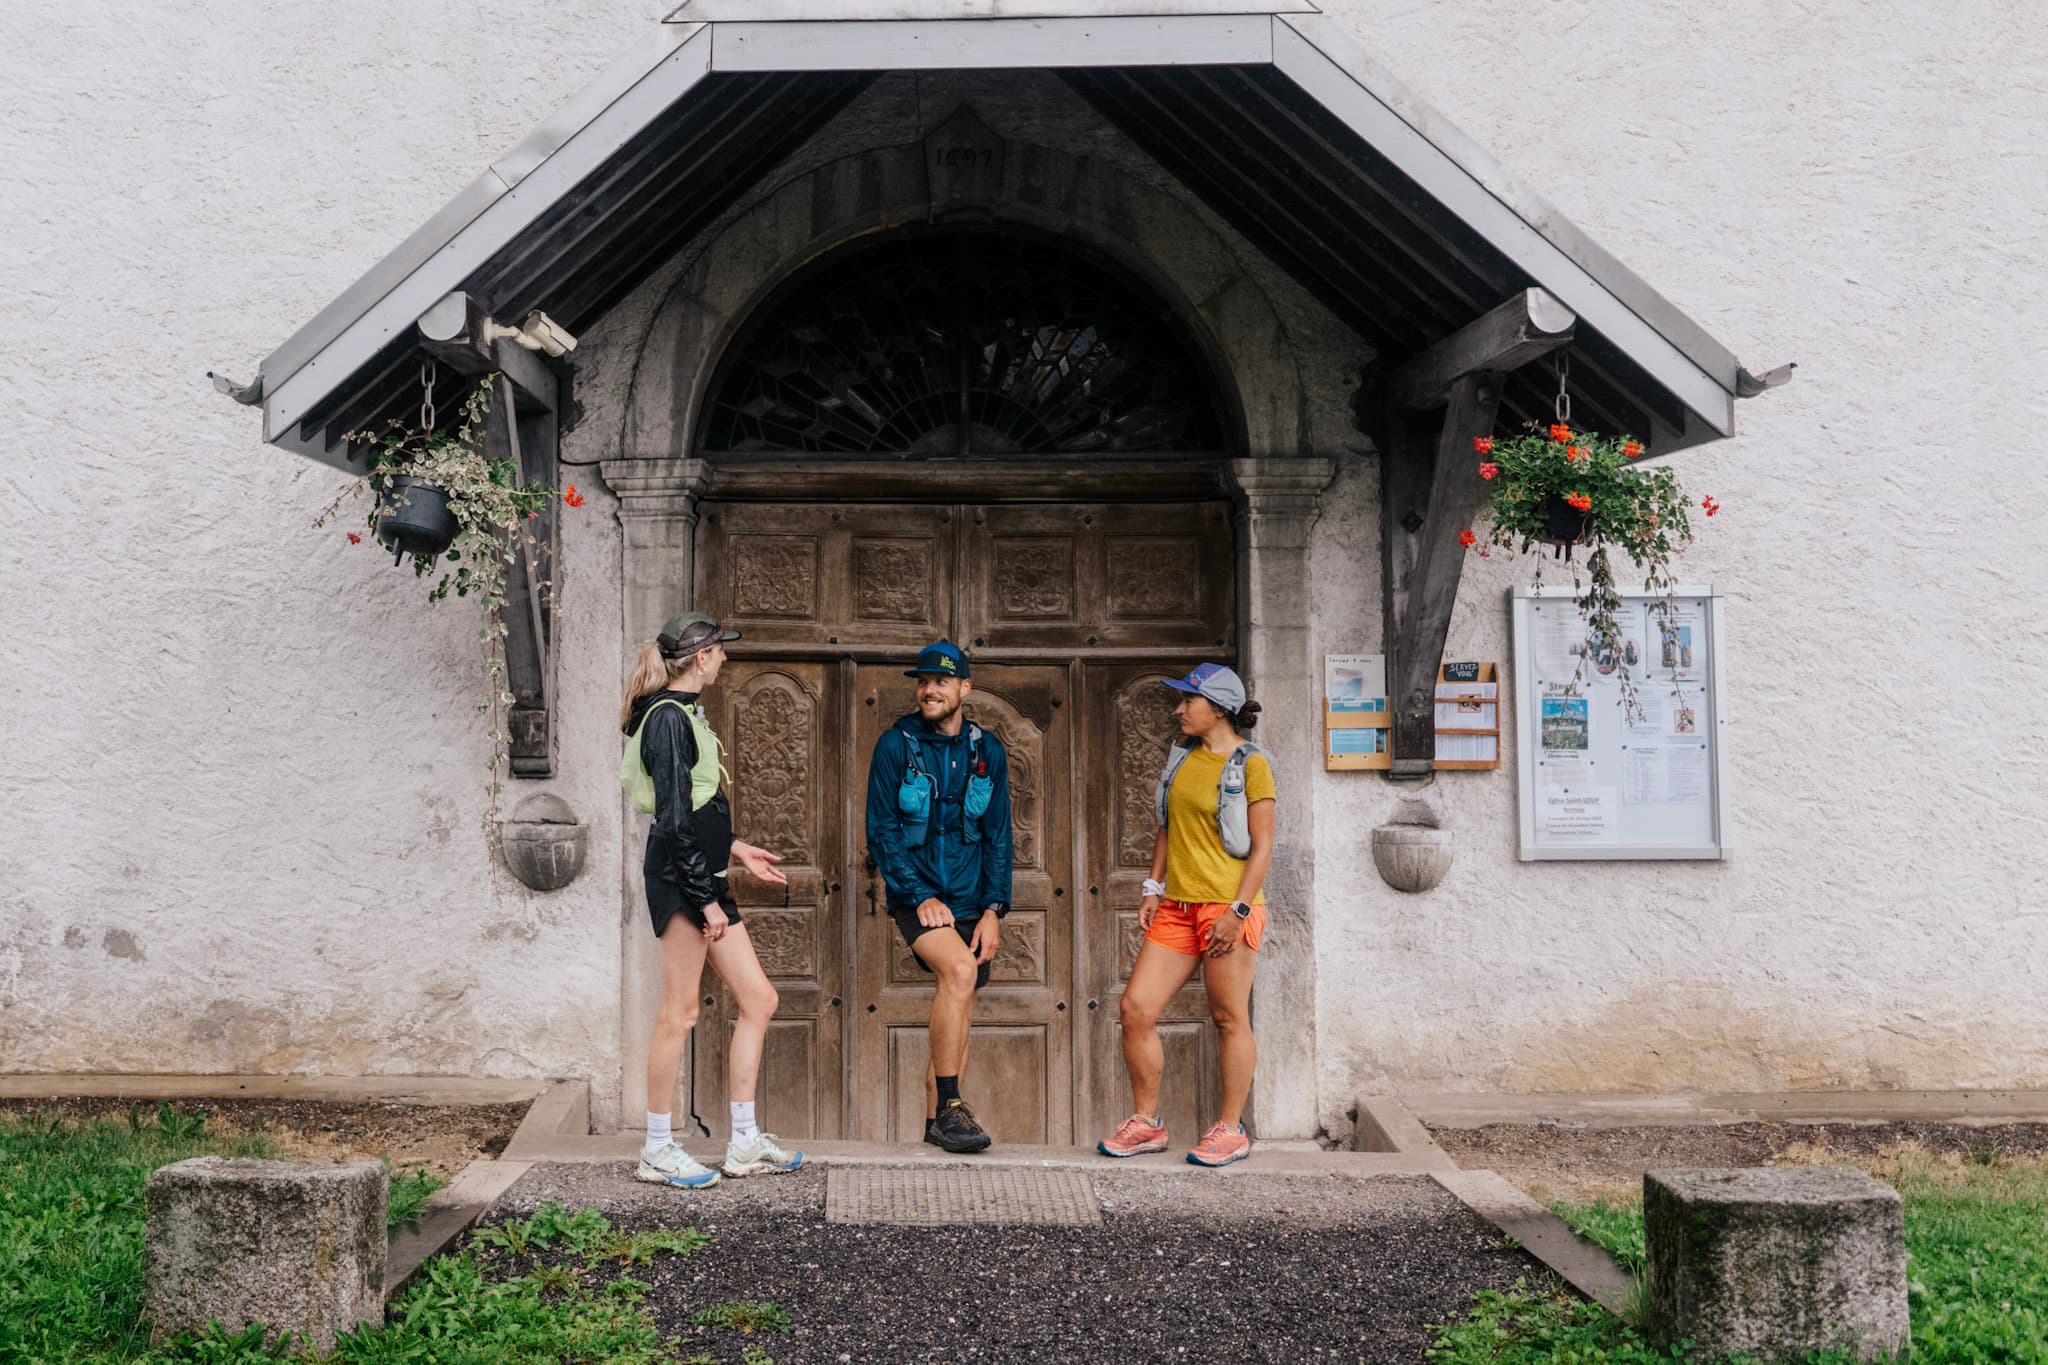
[
  {"x1": 635, "y1": 1141, "x2": 721, "y2": 1189},
  {"x1": 723, "y1": 1132, "x2": 805, "y2": 1178},
  {"x1": 1098, "y1": 1113, "x2": 1170, "y2": 1158},
  {"x1": 1186, "y1": 1121, "x2": 1251, "y2": 1168},
  {"x1": 924, "y1": 1098, "x2": 993, "y2": 1153}
]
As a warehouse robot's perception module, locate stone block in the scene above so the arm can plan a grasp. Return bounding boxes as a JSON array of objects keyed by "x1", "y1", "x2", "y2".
[
  {"x1": 1645, "y1": 1166, "x2": 1908, "y2": 1363},
  {"x1": 146, "y1": 1157, "x2": 387, "y2": 1353}
]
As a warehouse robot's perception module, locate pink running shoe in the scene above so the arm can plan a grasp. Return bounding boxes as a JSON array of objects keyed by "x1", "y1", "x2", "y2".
[
  {"x1": 1097, "y1": 1112, "x2": 1169, "y2": 1158},
  {"x1": 1186, "y1": 1121, "x2": 1251, "y2": 1167}
]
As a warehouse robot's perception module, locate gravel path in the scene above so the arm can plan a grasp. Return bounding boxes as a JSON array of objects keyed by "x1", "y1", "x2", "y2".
[{"x1": 497, "y1": 1162, "x2": 1535, "y2": 1363}]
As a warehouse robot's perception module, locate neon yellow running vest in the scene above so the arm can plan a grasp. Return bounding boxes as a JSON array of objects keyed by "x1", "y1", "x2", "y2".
[{"x1": 622, "y1": 696, "x2": 727, "y2": 815}]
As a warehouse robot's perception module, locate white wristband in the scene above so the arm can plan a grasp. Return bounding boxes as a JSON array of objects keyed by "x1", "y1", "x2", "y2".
[{"x1": 1141, "y1": 878, "x2": 1167, "y2": 899}]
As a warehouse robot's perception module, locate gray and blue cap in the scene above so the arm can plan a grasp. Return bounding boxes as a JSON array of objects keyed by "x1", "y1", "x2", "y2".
[{"x1": 1162, "y1": 662, "x2": 1247, "y2": 713}]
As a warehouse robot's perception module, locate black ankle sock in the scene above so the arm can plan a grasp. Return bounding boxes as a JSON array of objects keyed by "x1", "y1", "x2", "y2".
[{"x1": 936, "y1": 1075, "x2": 961, "y2": 1107}]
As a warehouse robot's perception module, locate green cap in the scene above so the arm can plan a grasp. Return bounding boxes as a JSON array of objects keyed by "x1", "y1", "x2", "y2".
[{"x1": 658, "y1": 611, "x2": 740, "y2": 659}]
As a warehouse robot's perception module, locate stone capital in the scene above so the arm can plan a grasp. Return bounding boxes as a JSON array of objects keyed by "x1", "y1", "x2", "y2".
[
  {"x1": 599, "y1": 456, "x2": 711, "y2": 521},
  {"x1": 1225, "y1": 457, "x2": 1336, "y2": 548}
]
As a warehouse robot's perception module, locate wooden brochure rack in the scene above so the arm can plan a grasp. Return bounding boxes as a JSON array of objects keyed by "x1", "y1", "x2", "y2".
[{"x1": 1433, "y1": 660, "x2": 1501, "y2": 770}]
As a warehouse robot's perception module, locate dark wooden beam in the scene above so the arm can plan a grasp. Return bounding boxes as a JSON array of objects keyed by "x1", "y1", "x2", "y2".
[
  {"x1": 1380, "y1": 372, "x2": 1503, "y2": 776},
  {"x1": 486, "y1": 373, "x2": 560, "y2": 779},
  {"x1": 1380, "y1": 288, "x2": 1575, "y2": 414},
  {"x1": 417, "y1": 292, "x2": 560, "y2": 415}
]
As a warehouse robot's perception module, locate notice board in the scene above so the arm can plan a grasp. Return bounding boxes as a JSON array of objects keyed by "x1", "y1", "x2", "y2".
[{"x1": 1511, "y1": 585, "x2": 1729, "y2": 860}]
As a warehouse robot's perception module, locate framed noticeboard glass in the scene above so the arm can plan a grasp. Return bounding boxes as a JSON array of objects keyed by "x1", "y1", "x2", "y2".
[{"x1": 1511, "y1": 586, "x2": 1729, "y2": 861}]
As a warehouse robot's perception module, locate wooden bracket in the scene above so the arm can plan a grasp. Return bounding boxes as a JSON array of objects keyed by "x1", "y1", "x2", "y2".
[
  {"x1": 484, "y1": 376, "x2": 562, "y2": 779},
  {"x1": 422, "y1": 292, "x2": 565, "y2": 778},
  {"x1": 1373, "y1": 290, "x2": 1575, "y2": 776}
]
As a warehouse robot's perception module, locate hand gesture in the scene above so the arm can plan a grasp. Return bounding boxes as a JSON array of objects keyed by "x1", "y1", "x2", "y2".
[
  {"x1": 1204, "y1": 912, "x2": 1243, "y2": 959},
  {"x1": 732, "y1": 840, "x2": 788, "y2": 886},
  {"x1": 970, "y1": 909, "x2": 1001, "y2": 965},
  {"x1": 1138, "y1": 893, "x2": 1163, "y2": 930},
  {"x1": 916, "y1": 897, "x2": 953, "y2": 929},
  {"x1": 700, "y1": 901, "x2": 730, "y2": 942}
]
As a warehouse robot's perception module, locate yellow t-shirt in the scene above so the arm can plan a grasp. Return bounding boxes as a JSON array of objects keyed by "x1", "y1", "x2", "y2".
[{"x1": 1163, "y1": 745, "x2": 1276, "y2": 905}]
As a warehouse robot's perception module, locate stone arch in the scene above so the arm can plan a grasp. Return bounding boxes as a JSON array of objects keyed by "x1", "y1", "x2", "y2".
[{"x1": 619, "y1": 135, "x2": 1312, "y2": 460}]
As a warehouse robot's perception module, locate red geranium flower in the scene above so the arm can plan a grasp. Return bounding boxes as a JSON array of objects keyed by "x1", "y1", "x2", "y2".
[
  {"x1": 1565, "y1": 492, "x2": 1593, "y2": 512},
  {"x1": 1622, "y1": 440, "x2": 1643, "y2": 458},
  {"x1": 563, "y1": 484, "x2": 586, "y2": 508},
  {"x1": 1567, "y1": 445, "x2": 1588, "y2": 462},
  {"x1": 1474, "y1": 436, "x2": 1495, "y2": 454},
  {"x1": 346, "y1": 532, "x2": 362, "y2": 544},
  {"x1": 1549, "y1": 423, "x2": 1572, "y2": 442},
  {"x1": 1702, "y1": 494, "x2": 1720, "y2": 517},
  {"x1": 1459, "y1": 528, "x2": 1478, "y2": 549},
  {"x1": 1478, "y1": 461, "x2": 1499, "y2": 480}
]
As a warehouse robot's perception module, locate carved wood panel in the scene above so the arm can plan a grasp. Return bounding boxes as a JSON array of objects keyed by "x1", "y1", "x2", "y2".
[
  {"x1": 745, "y1": 909, "x2": 817, "y2": 980},
  {"x1": 854, "y1": 537, "x2": 937, "y2": 622},
  {"x1": 991, "y1": 537, "x2": 1076, "y2": 620},
  {"x1": 731, "y1": 671, "x2": 816, "y2": 865},
  {"x1": 732, "y1": 536, "x2": 819, "y2": 619},
  {"x1": 1106, "y1": 537, "x2": 1200, "y2": 619},
  {"x1": 1115, "y1": 675, "x2": 1183, "y2": 868}
]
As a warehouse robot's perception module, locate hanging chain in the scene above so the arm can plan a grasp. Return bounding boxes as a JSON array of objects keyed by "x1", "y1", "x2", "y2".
[
  {"x1": 419, "y1": 358, "x2": 438, "y2": 432},
  {"x1": 1553, "y1": 351, "x2": 1572, "y2": 424}
]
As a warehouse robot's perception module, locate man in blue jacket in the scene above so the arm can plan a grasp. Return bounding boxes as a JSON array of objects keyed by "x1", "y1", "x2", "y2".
[{"x1": 865, "y1": 641, "x2": 1013, "y2": 1153}]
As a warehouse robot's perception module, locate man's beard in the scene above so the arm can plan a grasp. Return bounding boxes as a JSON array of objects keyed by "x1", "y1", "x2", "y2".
[{"x1": 921, "y1": 696, "x2": 962, "y2": 725}]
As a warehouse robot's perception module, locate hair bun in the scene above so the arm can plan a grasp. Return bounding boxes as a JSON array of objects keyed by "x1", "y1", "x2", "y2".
[{"x1": 1239, "y1": 700, "x2": 1262, "y2": 716}]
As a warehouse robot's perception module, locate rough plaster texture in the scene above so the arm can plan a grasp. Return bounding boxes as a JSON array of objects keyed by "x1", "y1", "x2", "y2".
[
  {"x1": 5, "y1": 3, "x2": 2047, "y2": 1136},
  {"x1": 1307, "y1": 0, "x2": 2048, "y2": 1138},
  {"x1": 145, "y1": 1157, "x2": 387, "y2": 1352}
]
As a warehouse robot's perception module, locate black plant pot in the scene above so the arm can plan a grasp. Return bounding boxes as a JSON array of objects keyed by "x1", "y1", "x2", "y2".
[
  {"x1": 373, "y1": 475, "x2": 458, "y2": 562},
  {"x1": 1540, "y1": 494, "x2": 1593, "y2": 558}
]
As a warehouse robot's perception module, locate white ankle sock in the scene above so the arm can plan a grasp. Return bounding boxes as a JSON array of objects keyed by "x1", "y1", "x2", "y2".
[
  {"x1": 643, "y1": 1112, "x2": 672, "y2": 1160},
  {"x1": 730, "y1": 1101, "x2": 758, "y2": 1144}
]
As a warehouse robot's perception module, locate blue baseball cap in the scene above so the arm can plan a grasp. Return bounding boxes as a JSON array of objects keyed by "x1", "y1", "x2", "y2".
[
  {"x1": 905, "y1": 641, "x2": 971, "y2": 679},
  {"x1": 1162, "y1": 662, "x2": 1246, "y2": 713}
]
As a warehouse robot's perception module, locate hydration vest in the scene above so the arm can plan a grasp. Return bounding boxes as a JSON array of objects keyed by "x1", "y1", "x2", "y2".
[
  {"x1": 621, "y1": 696, "x2": 728, "y2": 815},
  {"x1": 895, "y1": 722, "x2": 993, "y2": 850},
  {"x1": 1154, "y1": 738, "x2": 1267, "y2": 860}
]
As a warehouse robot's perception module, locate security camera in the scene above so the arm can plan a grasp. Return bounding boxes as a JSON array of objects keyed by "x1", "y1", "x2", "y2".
[{"x1": 518, "y1": 310, "x2": 577, "y2": 358}]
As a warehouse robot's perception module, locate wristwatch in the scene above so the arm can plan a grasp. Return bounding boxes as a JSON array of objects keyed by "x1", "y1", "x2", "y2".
[{"x1": 1230, "y1": 900, "x2": 1253, "y2": 920}]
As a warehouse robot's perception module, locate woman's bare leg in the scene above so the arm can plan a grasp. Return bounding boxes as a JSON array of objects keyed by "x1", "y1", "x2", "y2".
[
  {"x1": 707, "y1": 923, "x2": 779, "y2": 1105},
  {"x1": 1201, "y1": 940, "x2": 1258, "y2": 1129},
  {"x1": 1118, "y1": 941, "x2": 1202, "y2": 1117},
  {"x1": 645, "y1": 917, "x2": 711, "y2": 1119}
]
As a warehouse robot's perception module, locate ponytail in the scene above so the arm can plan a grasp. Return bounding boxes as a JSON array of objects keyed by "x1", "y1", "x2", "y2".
[
  {"x1": 1232, "y1": 699, "x2": 1262, "y2": 735},
  {"x1": 619, "y1": 641, "x2": 678, "y2": 733}
]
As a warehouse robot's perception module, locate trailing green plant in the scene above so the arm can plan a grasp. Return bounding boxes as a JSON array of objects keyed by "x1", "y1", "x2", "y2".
[
  {"x1": 312, "y1": 372, "x2": 584, "y2": 838},
  {"x1": 1467, "y1": 420, "x2": 1716, "y2": 719}
]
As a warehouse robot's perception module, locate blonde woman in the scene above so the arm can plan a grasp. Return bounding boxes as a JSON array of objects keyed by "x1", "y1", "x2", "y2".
[
  {"x1": 1098, "y1": 663, "x2": 1272, "y2": 1168},
  {"x1": 620, "y1": 611, "x2": 803, "y2": 1187}
]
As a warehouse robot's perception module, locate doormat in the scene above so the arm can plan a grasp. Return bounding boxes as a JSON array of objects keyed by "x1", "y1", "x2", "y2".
[{"x1": 824, "y1": 1166, "x2": 1102, "y2": 1226}]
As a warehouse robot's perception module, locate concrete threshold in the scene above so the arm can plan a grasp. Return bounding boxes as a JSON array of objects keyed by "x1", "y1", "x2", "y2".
[
  {"x1": 385, "y1": 1159, "x2": 534, "y2": 1300},
  {"x1": 1433, "y1": 1169, "x2": 1635, "y2": 1314},
  {"x1": 1406, "y1": 1088, "x2": 2048, "y2": 1128},
  {"x1": 509, "y1": 1129, "x2": 1452, "y2": 1176}
]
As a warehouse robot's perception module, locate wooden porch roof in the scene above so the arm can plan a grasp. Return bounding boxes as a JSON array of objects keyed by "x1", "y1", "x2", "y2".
[{"x1": 233, "y1": 3, "x2": 1777, "y2": 470}]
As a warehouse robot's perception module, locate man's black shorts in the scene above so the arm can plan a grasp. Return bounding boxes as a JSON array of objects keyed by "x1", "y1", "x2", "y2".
[{"x1": 889, "y1": 906, "x2": 993, "y2": 991}]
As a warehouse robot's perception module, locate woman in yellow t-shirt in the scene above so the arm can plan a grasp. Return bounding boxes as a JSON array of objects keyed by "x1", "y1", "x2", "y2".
[{"x1": 1097, "y1": 663, "x2": 1274, "y2": 1169}]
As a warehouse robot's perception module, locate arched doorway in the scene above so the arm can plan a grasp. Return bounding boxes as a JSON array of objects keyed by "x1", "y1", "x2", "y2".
[{"x1": 685, "y1": 226, "x2": 1242, "y2": 1146}]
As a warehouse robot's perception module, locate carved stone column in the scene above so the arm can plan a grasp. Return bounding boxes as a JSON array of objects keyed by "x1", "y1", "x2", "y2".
[
  {"x1": 598, "y1": 456, "x2": 710, "y2": 1128},
  {"x1": 1225, "y1": 456, "x2": 1336, "y2": 1143}
]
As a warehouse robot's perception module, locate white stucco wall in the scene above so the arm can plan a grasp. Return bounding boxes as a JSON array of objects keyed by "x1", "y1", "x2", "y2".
[
  {"x1": 5, "y1": 2, "x2": 2045, "y2": 1138},
  {"x1": 0, "y1": 3, "x2": 671, "y2": 1126},
  {"x1": 1308, "y1": 2, "x2": 2048, "y2": 1134}
]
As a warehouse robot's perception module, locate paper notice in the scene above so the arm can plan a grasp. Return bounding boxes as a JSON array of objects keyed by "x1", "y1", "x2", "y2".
[
  {"x1": 1537, "y1": 787, "x2": 1616, "y2": 843},
  {"x1": 1623, "y1": 741, "x2": 1711, "y2": 805},
  {"x1": 1645, "y1": 600, "x2": 1708, "y2": 682},
  {"x1": 1529, "y1": 600, "x2": 1587, "y2": 682}
]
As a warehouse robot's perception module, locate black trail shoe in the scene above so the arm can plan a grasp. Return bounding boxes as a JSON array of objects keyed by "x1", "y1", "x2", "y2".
[{"x1": 924, "y1": 1098, "x2": 993, "y2": 1153}]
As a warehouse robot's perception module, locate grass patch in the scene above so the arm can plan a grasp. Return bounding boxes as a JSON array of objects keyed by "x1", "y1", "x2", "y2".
[
  {"x1": 1432, "y1": 1146, "x2": 2048, "y2": 1362},
  {"x1": 1, "y1": 1110, "x2": 710, "y2": 1365},
  {"x1": 385, "y1": 1166, "x2": 445, "y2": 1229}
]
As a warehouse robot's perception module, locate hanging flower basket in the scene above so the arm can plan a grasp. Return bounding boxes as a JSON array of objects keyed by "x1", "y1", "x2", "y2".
[
  {"x1": 372, "y1": 474, "x2": 458, "y2": 562},
  {"x1": 1467, "y1": 420, "x2": 1718, "y2": 714}
]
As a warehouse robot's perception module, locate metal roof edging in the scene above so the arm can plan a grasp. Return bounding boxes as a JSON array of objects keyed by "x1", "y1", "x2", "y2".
[
  {"x1": 706, "y1": 14, "x2": 1274, "y2": 73},
  {"x1": 670, "y1": 0, "x2": 1319, "y2": 18},
  {"x1": 256, "y1": 24, "x2": 708, "y2": 441},
  {"x1": 1276, "y1": 13, "x2": 1742, "y2": 415}
]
